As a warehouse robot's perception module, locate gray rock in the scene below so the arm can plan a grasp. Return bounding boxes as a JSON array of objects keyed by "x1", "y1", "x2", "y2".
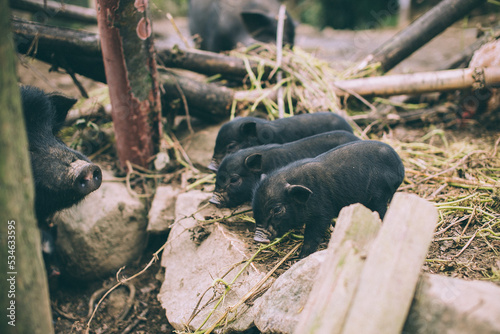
[
  {"x1": 54, "y1": 173, "x2": 148, "y2": 280},
  {"x1": 158, "y1": 190, "x2": 265, "y2": 333},
  {"x1": 147, "y1": 185, "x2": 180, "y2": 234},
  {"x1": 180, "y1": 123, "x2": 221, "y2": 169},
  {"x1": 403, "y1": 273, "x2": 500, "y2": 334},
  {"x1": 254, "y1": 251, "x2": 326, "y2": 334}
]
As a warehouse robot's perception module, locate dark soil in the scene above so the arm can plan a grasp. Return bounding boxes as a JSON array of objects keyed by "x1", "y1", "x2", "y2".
[{"x1": 50, "y1": 234, "x2": 174, "y2": 334}]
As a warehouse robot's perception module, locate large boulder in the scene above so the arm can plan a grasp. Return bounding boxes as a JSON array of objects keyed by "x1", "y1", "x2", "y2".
[
  {"x1": 158, "y1": 190, "x2": 265, "y2": 333},
  {"x1": 54, "y1": 172, "x2": 148, "y2": 281},
  {"x1": 403, "y1": 273, "x2": 500, "y2": 334}
]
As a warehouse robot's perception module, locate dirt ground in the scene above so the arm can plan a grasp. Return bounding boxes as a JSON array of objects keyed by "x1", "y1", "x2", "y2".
[{"x1": 15, "y1": 11, "x2": 499, "y2": 334}]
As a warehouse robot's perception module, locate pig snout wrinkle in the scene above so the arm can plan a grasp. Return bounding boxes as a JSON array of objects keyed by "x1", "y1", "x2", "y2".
[
  {"x1": 209, "y1": 195, "x2": 221, "y2": 206},
  {"x1": 254, "y1": 227, "x2": 271, "y2": 244}
]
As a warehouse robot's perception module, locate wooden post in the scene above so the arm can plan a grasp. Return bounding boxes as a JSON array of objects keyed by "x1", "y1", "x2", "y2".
[
  {"x1": 295, "y1": 193, "x2": 438, "y2": 334},
  {"x1": 96, "y1": 0, "x2": 162, "y2": 170},
  {"x1": 0, "y1": 0, "x2": 54, "y2": 332},
  {"x1": 294, "y1": 204, "x2": 382, "y2": 334},
  {"x1": 341, "y1": 193, "x2": 437, "y2": 334}
]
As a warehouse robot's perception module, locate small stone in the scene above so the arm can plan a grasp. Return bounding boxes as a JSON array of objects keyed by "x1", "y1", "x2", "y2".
[{"x1": 147, "y1": 185, "x2": 180, "y2": 234}]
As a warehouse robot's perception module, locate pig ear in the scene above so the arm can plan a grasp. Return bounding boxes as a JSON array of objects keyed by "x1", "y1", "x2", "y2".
[
  {"x1": 49, "y1": 93, "x2": 78, "y2": 130},
  {"x1": 244, "y1": 153, "x2": 263, "y2": 172},
  {"x1": 286, "y1": 184, "x2": 313, "y2": 204},
  {"x1": 241, "y1": 11, "x2": 274, "y2": 37},
  {"x1": 240, "y1": 121, "x2": 258, "y2": 138}
]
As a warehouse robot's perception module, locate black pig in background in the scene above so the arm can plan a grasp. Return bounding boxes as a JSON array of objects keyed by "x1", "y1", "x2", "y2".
[
  {"x1": 188, "y1": 0, "x2": 295, "y2": 52},
  {"x1": 21, "y1": 86, "x2": 102, "y2": 276},
  {"x1": 211, "y1": 130, "x2": 360, "y2": 207},
  {"x1": 252, "y1": 140, "x2": 405, "y2": 257},
  {"x1": 209, "y1": 112, "x2": 353, "y2": 171}
]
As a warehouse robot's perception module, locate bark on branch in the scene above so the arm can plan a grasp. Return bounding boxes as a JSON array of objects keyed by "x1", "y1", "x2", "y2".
[
  {"x1": 334, "y1": 67, "x2": 500, "y2": 97},
  {"x1": 358, "y1": 0, "x2": 487, "y2": 72},
  {"x1": 13, "y1": 17, "x2": 105, "y2": 82},
  {"x1": 160, "y1": 71, "x2": 235, "y2": 122},
  {"x1": 10, "y1": 0, "x2": 97, "y2": 24},
  {"x1": 13, "y1": 17, "x2": 269, "y2": 82},
  {"x1": 156, "y1": 43, "x2": 271, "y2": 79}
]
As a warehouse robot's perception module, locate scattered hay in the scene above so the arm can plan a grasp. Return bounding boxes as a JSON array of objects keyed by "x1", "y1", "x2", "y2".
[
  {"x1": 383, "y1": 131, "x2": 500, "y2": 283},
  {"x1": 229, "y1": 44, "x2": 380, "y2": 119}
]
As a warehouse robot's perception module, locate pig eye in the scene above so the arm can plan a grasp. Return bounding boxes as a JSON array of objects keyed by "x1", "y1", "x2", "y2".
[
  {"x1": 226, "y1": 142, "x2": 238, "y2": 153},
  {"x1": 229, "y1": 175, "x2": 241, "y2": 185},
  {"x1": 271, "y1": 206, "x2": 285, "y2": 216}
]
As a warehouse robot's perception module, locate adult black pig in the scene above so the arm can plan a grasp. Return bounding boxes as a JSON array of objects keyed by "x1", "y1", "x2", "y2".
[
  {"x1": 21, "y1": 86, "x2": 102, "y2": 276},
  {"x1": 252, "y1": 140, "x2": 405, "y2": 257},
  {"x1": 209, "y1": 112, "x2": 352, "y2": 171},
  {"x1": 210, "y1": 130, "x2": 360, "y2": 207},
  {"x1": 189, "y1": 0, "x2": 295, "y2": 52},
  {"x1": 22, "y1": 86, "x2": 102, "y2": 224}
]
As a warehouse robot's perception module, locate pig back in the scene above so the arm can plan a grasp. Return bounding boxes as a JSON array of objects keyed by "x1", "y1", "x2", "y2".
[
  {"x1": 269, "y1": 112, "x2": 352, "y2": 142},
  {"x1": 259, "y1": 130, "x2": 360, "y2": 173},
  {"x1": 284, "y1": 140, "x2": 404, "y2": 211}
]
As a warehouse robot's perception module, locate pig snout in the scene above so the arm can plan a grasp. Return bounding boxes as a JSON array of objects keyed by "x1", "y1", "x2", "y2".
[
  {"x1": 209, "y1": 192, "x2": 225, "y2": 207},
  {"x1": 254, "y1": 227, "x2": 271, "y2": 244},
  {"x1": 208, "y1": 159, "x2": 220, "y2": 172},
  {"x1": 72, "y1": 161, "x2": 102, "y2": 195}
]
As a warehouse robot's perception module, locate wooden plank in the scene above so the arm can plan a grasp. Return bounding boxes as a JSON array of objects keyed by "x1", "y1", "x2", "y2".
[
  {"x1": 294, "y1": 203, "x2": 382, "y2": 334},
  {"x1": 341, "y1": 192, "x2": 438, "y2": 334}
]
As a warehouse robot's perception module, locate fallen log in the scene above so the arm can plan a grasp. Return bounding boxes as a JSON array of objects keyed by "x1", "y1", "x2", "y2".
[
  {"x1": 156, "y1": 43, "x2": 272, "y2": 79},
  {"x1": 12, "y1": 17, "x2": 273, "y2": 120},
  {"x1": 13, "y1": 17, "x2": 105, "y2": 82},
  {"x1": 13, "y1": 17, "x2": 270, "y2": 82},
  {"x1": 10, "y1": 0, "x2": 97, "y2": 24},
  {"x1": 15, "y1": 17, "x2": 500, "y2": 123},
  {"x1": 334, "y1": 67, "x2": 500, "y2": 97},
  {"x1": 358, "y1": 0, "x2": 487, "y2": 72},
  {"x1": 160, "y1": 71, "x2": 235, "y2": 122}
]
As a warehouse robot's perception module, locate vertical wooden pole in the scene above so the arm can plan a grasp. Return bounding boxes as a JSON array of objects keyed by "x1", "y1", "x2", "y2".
[
  {"x1": 96, "y1": 0, "x2": 162, "y2": 170},
  {"x1": 0, "y1": 0, "x2": 54, "y2": 332}
]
